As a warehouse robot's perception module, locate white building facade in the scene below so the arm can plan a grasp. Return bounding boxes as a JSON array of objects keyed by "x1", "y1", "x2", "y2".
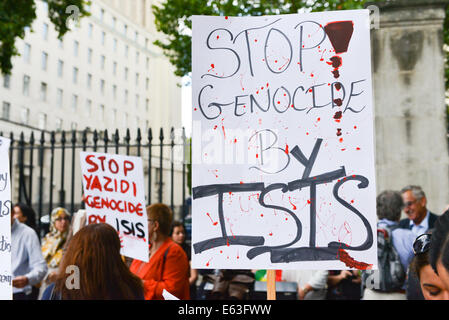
[{"x1": 0, "y1": 0, "x2": 182, "y2": 135}]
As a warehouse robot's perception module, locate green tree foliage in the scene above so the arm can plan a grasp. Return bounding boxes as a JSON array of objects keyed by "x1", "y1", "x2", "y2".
[{"x1": 0, "y1": 0, "x2": 89, "y2": 75}]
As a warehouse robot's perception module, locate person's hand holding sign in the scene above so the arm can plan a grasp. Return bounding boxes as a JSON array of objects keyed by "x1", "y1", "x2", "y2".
[{"x1": 12, "y1": 276, "x2": 29, "y2": 288}]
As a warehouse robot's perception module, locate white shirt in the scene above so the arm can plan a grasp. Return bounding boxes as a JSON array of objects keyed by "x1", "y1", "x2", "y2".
[
  {"x1": 409, "y1": 210, "x2": 430, "y2": 237},
  {"x1": 11, "y1": 219, "x2": 47, "y2": 295}
]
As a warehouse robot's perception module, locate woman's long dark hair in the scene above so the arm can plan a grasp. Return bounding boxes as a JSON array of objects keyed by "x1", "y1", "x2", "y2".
[
  {"x1": 14, "y1": 203, "x2": 37, "y2": 231},
  {"x1": 54, "y1": 223, "x2": 144, "y2": 300},
  {"x1": 429, "y1": 210, "x2": 449, "y2": 275}
]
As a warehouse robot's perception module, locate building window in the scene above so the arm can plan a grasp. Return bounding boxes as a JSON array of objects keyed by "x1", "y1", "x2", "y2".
[
  {"x1": 86, "y1": 99, "x2": 92, "y2": 116},
  {"x1": 135, "y1": 31, "x2": 139, "y2": 42},
  {"x1": 22, "y1": 75, "x2": 30, "y2": 96},
  {"x1": 40, "y1": 82, "x2": 47, "y2": 101},
  {"x1": 146, "y1": 78, "x2": 149, "y2": 90},
  {"x1": 24, "y1": 43, "x2": 31, "y2": 63},
  {"x1": 41, "y1": 52, "x2": 48, "y2": 71},
  {"x1": 88, "y1": 23, "x2": 93, "y2": 38},
  {"x1": 124, "y1": 24, "x2": 128, "y2": 36},
  {"x1": 57, "y1": 60, "x2": 64, "y2": 77},
  {"x1": 145, "y1": 98, "x2": 149, "y2": 111},
  {"x1": 100, "y1": 79, "x2": 105, "y2": 95},
  {"x1": 71, "y1": 122, "x2": 78, "y2": 131},
  {"x1": 125, "y1": 45, "x2": 129, "y2": 58},
  {"x1": 135, "y1": 94, "x2": 139, "y2": 108},
  {"x1": 135, "y1": 73, "x2": 139, "y2": 86},
  {"x1": 101, "y1": 31, "x2": 106, "y2": 45},
  {"x1": 124, "y1": 90, "x2": 128, "y2": 104},
  {"x1": 73, "y1": 67, "x2": 78, "y2": 84},
  {"x1": 43, "y1": 23, "x2": 48, "y2": 40},
  {"x1": 3, "y1": 74, "x2": 11, "y2": 89},
  {"x1": 74, "y1": 40, "x2": 79, "y2": 57},
  {"x1": 57, "y1": 88, "x2": 63, "y2": 107},
  {"x1": 113, "y1": 84, "x2": 117, "y2": 100},
  {"x1": 136, "y1": 51, "x2": 140, "y2": 64},
  {"x1": 112, "y1": 17, "x2": 117, "y2": 29},
  {"x1": 87, "y1": 73, "x2": 92, "y2": 89},
  {"x1": 113, "y1": 61, "x2": 117, "y2": 75},
  {"x1": 101, "y1": 55, "x2": 105, "y2": 70},
  {"x1": 58, "y1": 39, "x2": 64, "y2": 49},
  {"x1": 38, "y1": 113, "x2": 47, "y2": 130},
  {"x1": 112, "y1": 109, "x2": 117, "y2": 124},
  {"x1": 72, "y1": 94, "x2": 78, "y2": 111},
  {"x1": 124, "y1": 67, "x2": 128, "y2": 80},
  {"x1": 2, "y1": 102, "x2": 10, "y2": 120},
  {"x1": 145, "y1": 38, "x2": 149, "y2": 49},
  {"x1": 124, "y1": 113, "x2": 128, "y2": 127},
  {"x1": 100, "y1": 104, "x2": 105, "y2": 120},
  {"x1": 88, "y1": 48, "x2": 93, "y2": 64},
  {"x1": 100, "y1": 8, "x2": 105, "y2": 22},
  {"x1": 20, "y1": 107, "x2": 30, "y2": 125},
  {"x1": 56, "y1": 118, "x2": 63, "y2": 131},
  {"x1": 146, "y1": 57, "x2": 150, "y2": 70},
  {"x1": 113, "y1": 38, "x2": 118, "y2": 52}
]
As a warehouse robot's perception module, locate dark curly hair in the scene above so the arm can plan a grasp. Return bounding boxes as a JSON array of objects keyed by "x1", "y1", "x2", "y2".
[{"x1": 429, "y1": 210, "x2": 449, "y2": 275}]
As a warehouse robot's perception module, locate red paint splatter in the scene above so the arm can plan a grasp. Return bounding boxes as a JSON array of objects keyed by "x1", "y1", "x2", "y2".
[
  {"x1": 339, "y1": 137, "x2": 343, "y2": 143},
  {"x1": 333, "y1": 98, "x2": 343, "y2": 107},
  {"x1": 206, "y1": 212, "x2": 218, "y2": 226},
  {"x1": 225, "y1": 16, "x2": 228, "y2": 20},
  {"x1": 336, "y1": 128, "x2": 342, "y2": 136},
  {"x1": 354, "y1": 125, "x2": 357, "y2": 129},
  {"x1": 240, "y1": 181, "x2": 244, "y2": 184},
  {"x1": 356, "y1": 147, "x2": 361, "y2": 150},
  {"x1": 285, "y1": 144, "x2": 289, "y2": 154},
  {"x1": 234, "y1": 138, "x2": 237, "y2": 143},
  {"x1": 338, "y1": 249, "x2": 372, "y2": 270},
  {"x1": 334, "y1": 111, "x2": 343, "y2": 120},
  {"x1": 216, "y1": 35, "x2": 219, "y2": 40},
  {"x1": 269, "y1": 232, "x2": 273, "y2": 236},
  {"x1": 288, "y1": 197, "x2": 297, "y2": 210},
  {"x1": 317, "y1": 117, "x2": 321, "y2": 122}
]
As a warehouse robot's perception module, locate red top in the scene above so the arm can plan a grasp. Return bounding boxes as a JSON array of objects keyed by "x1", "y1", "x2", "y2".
[{"x1": 130, "y1": 238, "x2": 190, "y2": 300}]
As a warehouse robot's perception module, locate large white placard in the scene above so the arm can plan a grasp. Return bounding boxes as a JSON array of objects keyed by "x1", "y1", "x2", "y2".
[
  {"x1": 192, "y1": 10, "x2": 377, "y2": 270},
  {"x1": 80, "y1": 152, "x2": 149, "y2": 262},
  {"x1": 0, "y1": 137, "x2": 12, "y2": 299}
]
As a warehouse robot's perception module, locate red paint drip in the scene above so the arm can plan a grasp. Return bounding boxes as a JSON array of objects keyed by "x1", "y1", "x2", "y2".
[
  {"x1": 338, "y1": 249, "x2": 372, "y2": 270},
  {"x1": 285, "y1": 144, "x2": 289, "y2": 154},
  {"x1": 288, "y1": 197, "x2": 297, "y2": 210}
]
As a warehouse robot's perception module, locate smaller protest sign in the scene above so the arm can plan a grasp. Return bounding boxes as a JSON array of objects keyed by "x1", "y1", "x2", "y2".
[
  {"x1": 0, "y1": 137, "x2": 12, "y2": 300},
  {"x1": 80, "y1": 152, "x2": 149, "y2": 262}
]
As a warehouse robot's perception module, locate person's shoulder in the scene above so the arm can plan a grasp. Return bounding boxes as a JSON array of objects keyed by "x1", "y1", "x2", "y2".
[
  {"x1": 398, "y1": 218, "x2": 410, "y2": 229},
  {"x1": 168, "y1": 240, "x2": 188, "y2": 259},
  {"x1": 16, "y1": 221, "x2": 39, "y2": 239}
]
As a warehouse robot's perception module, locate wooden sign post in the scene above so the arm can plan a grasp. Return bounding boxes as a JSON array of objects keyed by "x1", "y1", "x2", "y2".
[{"x1": 267, "y1": 270, "x2": 276, "y2": 300}]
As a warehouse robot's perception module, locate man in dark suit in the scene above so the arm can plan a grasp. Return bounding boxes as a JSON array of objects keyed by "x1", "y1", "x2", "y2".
[{"x1": 399, "y1": 185, "x2": 438, "y2": 236}]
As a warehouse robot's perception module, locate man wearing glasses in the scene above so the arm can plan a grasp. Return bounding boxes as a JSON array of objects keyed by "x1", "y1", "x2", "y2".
[{"x1": 399, "y1": 185, "x2": 438, "y2": 237}]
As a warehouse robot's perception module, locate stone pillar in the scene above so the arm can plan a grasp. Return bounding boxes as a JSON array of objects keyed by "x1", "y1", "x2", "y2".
[{"x1": 369, "y1": 0, "x2": 449, "y2": 214}]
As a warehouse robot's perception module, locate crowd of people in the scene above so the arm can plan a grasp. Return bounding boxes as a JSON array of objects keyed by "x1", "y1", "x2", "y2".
[{"x1": 9, "y1": 184, "x2": 449, "y2": 300}]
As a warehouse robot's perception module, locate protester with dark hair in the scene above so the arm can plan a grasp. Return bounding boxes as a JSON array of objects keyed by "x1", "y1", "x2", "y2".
[
  {"x1": 409, "y1": 232, "x2": 449, "y2": 300},
  {"x1": 130, "y1": 203, "x2": 190, "y2": 300},
  {"x1": 171, "y1": 220, "x2": 198, "y2": 299},
  {"x1": 13, "y1": 203, "x2": 38, "y2": 234},
  {"x1": 41, "y1": 223, "x2": 144, "y2": 300},
  {"x1": 11, "y1": 211, "x2": 47, "y2": 300},
  {"x1": 429, "y1": 210, "x2": 449, "y2": 291},
  {"x1": 12, "y1": 203, "x2": 41, "y2": 299}
]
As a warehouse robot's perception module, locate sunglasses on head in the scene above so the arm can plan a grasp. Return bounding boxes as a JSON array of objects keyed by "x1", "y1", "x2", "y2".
[{"x1": 413, "y1": 233, "x2": 431, "y2": 255}]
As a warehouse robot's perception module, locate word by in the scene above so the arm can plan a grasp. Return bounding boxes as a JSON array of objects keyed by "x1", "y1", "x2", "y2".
[{"x1": 193, "y1": 138, "x2": 373, "y2": 266}]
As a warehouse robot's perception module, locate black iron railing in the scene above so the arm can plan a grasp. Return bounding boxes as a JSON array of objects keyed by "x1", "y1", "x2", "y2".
[{"x1": 2, "y1": 127, "x2": 189, "y2": 237}]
